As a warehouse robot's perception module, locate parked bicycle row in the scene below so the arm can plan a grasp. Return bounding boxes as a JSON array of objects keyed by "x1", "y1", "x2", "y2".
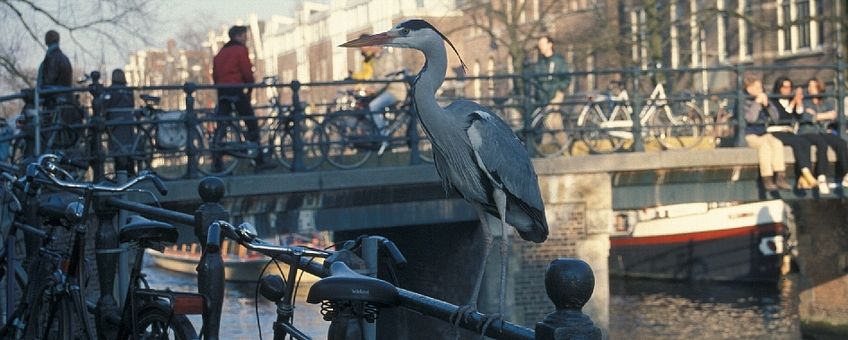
[{"x1": 0, "y1": 153, "x2": 580, "y2": 339}]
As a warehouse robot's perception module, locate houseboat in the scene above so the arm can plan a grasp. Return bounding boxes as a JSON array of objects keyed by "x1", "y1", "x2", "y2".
[{"x1": 610, "y1": 200, "x2": 789, "y2": 282}]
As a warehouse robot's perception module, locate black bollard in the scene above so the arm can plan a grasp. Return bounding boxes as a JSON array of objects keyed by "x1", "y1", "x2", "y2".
[
  {"x1": 94, "y1": 199, "x2": 119, "y2": 340},
  {"x1": 535, "y1": 258, "x2": 602, "y2": 340},
  {"x1": 194, "y1": 177, "x2": 228, "y2": 340}
]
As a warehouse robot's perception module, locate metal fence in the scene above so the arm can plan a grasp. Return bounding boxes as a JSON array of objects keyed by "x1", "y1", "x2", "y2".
[{"x1": 0, "y1": 62, "x2": 844, "y2": 179}]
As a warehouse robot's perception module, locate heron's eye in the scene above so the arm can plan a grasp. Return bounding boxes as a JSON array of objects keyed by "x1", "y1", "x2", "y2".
[{"x1": 400, "y1": 28, "x2": 411, "y2": 36}]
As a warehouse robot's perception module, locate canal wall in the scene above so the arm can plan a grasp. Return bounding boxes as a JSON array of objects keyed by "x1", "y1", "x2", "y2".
[
  {"x1": 336, "y1": 172, "x2": 611, "y2": 339},
  {"x1": 789, "y1": 199, "x2": 848, "y2": 336}
]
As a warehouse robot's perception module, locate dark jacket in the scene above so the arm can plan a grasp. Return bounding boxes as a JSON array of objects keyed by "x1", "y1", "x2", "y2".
[
  {"x1": 740, "y1": 97, "x2": 779, "y2": 136},
  {"x1": 212, "y1": 41, "x2": 254, "y2": 85},
  {"x1": 529, "y1": 53, "x2": 570, "y2": 104},
  {"x1": 800, "y1": 96, "x2": 835, "y2": 134},
  {"x1": 39, "y1": 45, "x2": 73, "y2": 87},
  {"x1": 103, "y1": 84, "x2": 135, "y2": 150}
]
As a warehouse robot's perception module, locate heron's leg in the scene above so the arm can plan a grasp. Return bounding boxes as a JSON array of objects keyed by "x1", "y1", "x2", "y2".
[
  {"x1": 451, "y1": 209, "x2": 493, "y2": 328},
  {"x1": 479, "y1": 189, "x2": 509, "y2": 337},
  {"x1": 494, "y1": 189, "x2": 508, "y2": 316}
]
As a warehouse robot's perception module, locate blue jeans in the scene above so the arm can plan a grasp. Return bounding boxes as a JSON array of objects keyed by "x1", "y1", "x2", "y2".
[{"x1": 368, "y1": 92, "x2": 397, "y2": 133}]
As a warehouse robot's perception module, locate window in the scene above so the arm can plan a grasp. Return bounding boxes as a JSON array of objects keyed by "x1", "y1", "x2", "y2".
[
  {"x1": 670, "y1": 1, "x2": 692, "y2": 67},
  {"x1": 777, "y1": 0, "x2": 817, "y2": 54},
  {"x1": 742, "y1": 0, "x2": 753, "y2": 58},
  {"x1": 718, "y1": 0, "x2": 741, "y2": 62},
  {"x1": 816, "y1": 0, "x2": 824, "y2": 46}
]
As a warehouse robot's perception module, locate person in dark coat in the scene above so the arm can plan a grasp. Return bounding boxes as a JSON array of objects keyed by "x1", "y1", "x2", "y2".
[
  {"x1": 38, "y1": 30, "x2": 83, "y2": 148},
  {"x1": 212, "y1": 25, "x2": 273, "y2": 171},
  {"x1": 102, "y1": 69, "x2": 136, "y2": 174},
  {"x1": 768, "y1": 76, "x2": 819, "y2": 190},
  {"x1": 529, "y1": 35, "x2": 571, "y2": 107},
  {"x1": 40, "y1": 30, "x2": 73, "y2": 88}
]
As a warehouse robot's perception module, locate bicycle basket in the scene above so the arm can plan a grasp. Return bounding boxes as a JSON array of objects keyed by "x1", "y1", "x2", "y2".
[{"x1": 155, "y1": 111, "x2": 187, "y2": 150}]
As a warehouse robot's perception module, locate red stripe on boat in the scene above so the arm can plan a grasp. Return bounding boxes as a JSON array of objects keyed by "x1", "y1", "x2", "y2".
[{"x1": 611, "y1": 223, "x2": 784, "y2": 247}]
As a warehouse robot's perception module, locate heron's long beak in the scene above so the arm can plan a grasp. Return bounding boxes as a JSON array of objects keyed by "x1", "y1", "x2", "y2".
[{"x1": 339, "y1": 32, "x2": 393, "y2": 47}]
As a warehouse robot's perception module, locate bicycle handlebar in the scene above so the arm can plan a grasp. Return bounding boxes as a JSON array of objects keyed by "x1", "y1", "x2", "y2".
[
  {"x1": 212, "y1": 220, "x2": 332, "y2": 259},
  {"x1": 31, "y1": 154, "x2": 168, "y2": 195}
]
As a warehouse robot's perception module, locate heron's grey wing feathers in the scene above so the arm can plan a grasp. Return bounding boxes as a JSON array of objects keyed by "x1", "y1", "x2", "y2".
[{"x1": 447, "y1": 101, "x2": 546, "y2": 215}]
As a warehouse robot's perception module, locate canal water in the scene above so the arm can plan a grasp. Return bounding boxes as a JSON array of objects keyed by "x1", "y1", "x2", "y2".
[{"x1": 145, "y1": 258, "x2": 805, "y2": 339}]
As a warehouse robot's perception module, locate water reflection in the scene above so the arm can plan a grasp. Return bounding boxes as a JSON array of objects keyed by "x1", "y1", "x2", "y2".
[
  {"x1": 143, "y1": 258, "x2": 329, "y2": 339},
  {"x1": 610, "y1": 276, "x2": 802, "y2": 339}
]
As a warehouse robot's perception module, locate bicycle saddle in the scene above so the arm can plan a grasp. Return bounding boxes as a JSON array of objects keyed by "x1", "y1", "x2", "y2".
[
  {"x1": 119, "y1": 215, "x2": 178, "y2": 245},
  {"x1": 307, "y1": 261, "x2": 399, "y2": 307},
  {"x1": 140, "y1": 94, "x2": 161, "y2": 104}
]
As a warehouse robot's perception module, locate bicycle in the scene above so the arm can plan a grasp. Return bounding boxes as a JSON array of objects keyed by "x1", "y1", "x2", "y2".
[
  {"x1": 9, "y1": 89, "x2": 86, "y2": 167},
  {"x1": 102, "y1": 94, "x2": 205, "y2": 180},
  {"x1": 109, "y1": 215, "x2": 199, "y2": 340},
  {"x1": 263, "y1": 76, "x2": 325, "y2": 171},
  {"x1": 576, "y1": 82, "x2": 707, "y2": 153},
  {"x1": 1, "y1": 154, "x2": 167, "y2": 339},
  {"x1": 490, "y1": 94, "x2": 574, "y2": 158},
  {"x1": 322, "y1": 70, "x2": 433, "y2": 169},
  {"x1": 209, "y1": 220, "x2": 401, "y2": 340}
]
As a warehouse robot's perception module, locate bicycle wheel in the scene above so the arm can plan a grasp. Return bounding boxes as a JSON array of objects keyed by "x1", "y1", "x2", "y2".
[
  {"x1": 151, "y1": 125, "x2": 204, "y2": 180},
  {"x1": 530, "y1": 107, "x2": 572, "y2": 157},
  {"x1": 323, "y1": 111, "x2": 376, "y2": 169},
  {"x1": 198, "y1": 120, "x2": 242, "y2": 177},
  {"x1": 271, "y1": 116, "x2": 325, "y2": 171},
  {"x1": 118, "y1": 301, "x2": 197, "y2": 340},
  {"x1": 578, "y1": 104, "x2": 628, "y2": 154},
  {"x1": 25, "y1": 286, "x2": 79, "y2": 340},
  {"x1": 655, "y1": 104, "x2": 707, "y2": 150}
]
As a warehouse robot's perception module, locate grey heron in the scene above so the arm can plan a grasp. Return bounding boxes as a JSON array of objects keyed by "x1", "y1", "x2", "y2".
[{"x1": 341, "y1": 19, "x2": 549, "y2": 326}]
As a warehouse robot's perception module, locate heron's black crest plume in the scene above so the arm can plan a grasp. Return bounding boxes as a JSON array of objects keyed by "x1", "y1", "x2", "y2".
[{"x1": 400, "y1": 19, "x2": 468, "y2": 72}]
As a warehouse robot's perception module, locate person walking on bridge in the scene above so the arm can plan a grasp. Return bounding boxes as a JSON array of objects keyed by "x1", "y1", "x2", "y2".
[{"x1": 213, "y1": 25, "x2": 273, "y2": 171}]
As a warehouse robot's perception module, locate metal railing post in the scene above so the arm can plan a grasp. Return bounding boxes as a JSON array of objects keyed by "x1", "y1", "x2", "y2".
[
  {"x1": 290, "y1": 81, "x2": 305, "y2": 172},
  {"x1": 94, "y1": 197, "x2": 120, "y2": 340},
  {"x1": 630, "y1": 67, "x2": 645, "y2": 152},
  {"x1": 522, "y1": 72, "x2": 535, "y2": 155},
  {"x1": 89, "y1": 73, "x2": 106, "y2": 181},
  {"x1": 115, "y1": 170, "x2": 130, "y2": 308},
  {"x1": 535, "y1": 258, "x2": 602, "y2": 339},
  {"x1": 836, "y1": 61, "x2": 846, "y2": 137},
  {"x1": 361, "y1": 237, "x2": 378, "y2": 340},
  {"x1": 194, "y1": 177, "x2": 228, "y2": 339},
  {"x1": 184, "y1": 83, "x2": 198, "y2": 178},
  {"x1": 734, "y1": 64, "x2": 747, "y2": 147}
]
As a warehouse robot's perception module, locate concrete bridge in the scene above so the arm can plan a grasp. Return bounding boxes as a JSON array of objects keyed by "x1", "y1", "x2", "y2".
[{"x1": 124, "y1": 147, "x2": 845, "y2": 337}]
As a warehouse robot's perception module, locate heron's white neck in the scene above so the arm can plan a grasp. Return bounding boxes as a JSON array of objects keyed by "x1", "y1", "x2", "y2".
[{"x1": 413, "y1": 38, "x2": 448, "y2": 112}]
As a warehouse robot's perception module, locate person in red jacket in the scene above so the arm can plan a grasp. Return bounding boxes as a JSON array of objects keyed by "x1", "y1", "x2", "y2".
[{"x1": 212, "y1": 25, "x2": 273, "y2": 170}]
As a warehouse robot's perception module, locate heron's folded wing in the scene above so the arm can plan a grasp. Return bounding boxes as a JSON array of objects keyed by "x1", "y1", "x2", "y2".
[{"x1": 464, "y1": 108, "x2": 546, "y2": 217}]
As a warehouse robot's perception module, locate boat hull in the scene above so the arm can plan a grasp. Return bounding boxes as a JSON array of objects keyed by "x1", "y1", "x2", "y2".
[{"x1": 610, "y1": 223, "x2": 787, "y2": 282}]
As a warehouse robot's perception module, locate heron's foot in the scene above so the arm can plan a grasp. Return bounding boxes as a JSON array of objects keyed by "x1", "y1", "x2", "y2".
[
  {"x1": 479, "y1": 313, "x2": 504, "y2": 339},
  {"x1": 450, "y1": 303, "x2": 478, "y2": 327}
]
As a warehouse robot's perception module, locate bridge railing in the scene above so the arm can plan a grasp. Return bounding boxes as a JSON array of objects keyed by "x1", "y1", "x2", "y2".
[
  {"x1": 0, "y1": 62, "x2": 844, "y2": 177},
  {"x1": 91, "y1": 176, "x2": 602, "y2": 339}
]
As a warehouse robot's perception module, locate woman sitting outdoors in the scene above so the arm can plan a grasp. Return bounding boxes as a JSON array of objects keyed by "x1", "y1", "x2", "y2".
[
  {"x1": 801, "y1": 78, "x2": 848, "y2": 189},
  {"x1": 768, "y1": 76, "x2": 819, "y2": 190}
]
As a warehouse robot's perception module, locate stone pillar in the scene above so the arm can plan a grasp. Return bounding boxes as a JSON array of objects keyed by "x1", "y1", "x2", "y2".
[
  {"x1": 790, "y1": 200, "x2": 848, "y2": 336},
  {"x1": 509, "y1": 172, "x2": 610, "y2": 332}
]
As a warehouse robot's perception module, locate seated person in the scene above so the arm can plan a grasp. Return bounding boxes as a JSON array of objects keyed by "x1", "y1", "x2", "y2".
[
  {"x1": 802, "y1": 78, "x2": 848, "y2": 188},
  {"x1": 739, "y1": 75, "x2": 791, "y2": 191},
  {"x1": 768, "y1": 76, "x2": 819, "y2": 190}
]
